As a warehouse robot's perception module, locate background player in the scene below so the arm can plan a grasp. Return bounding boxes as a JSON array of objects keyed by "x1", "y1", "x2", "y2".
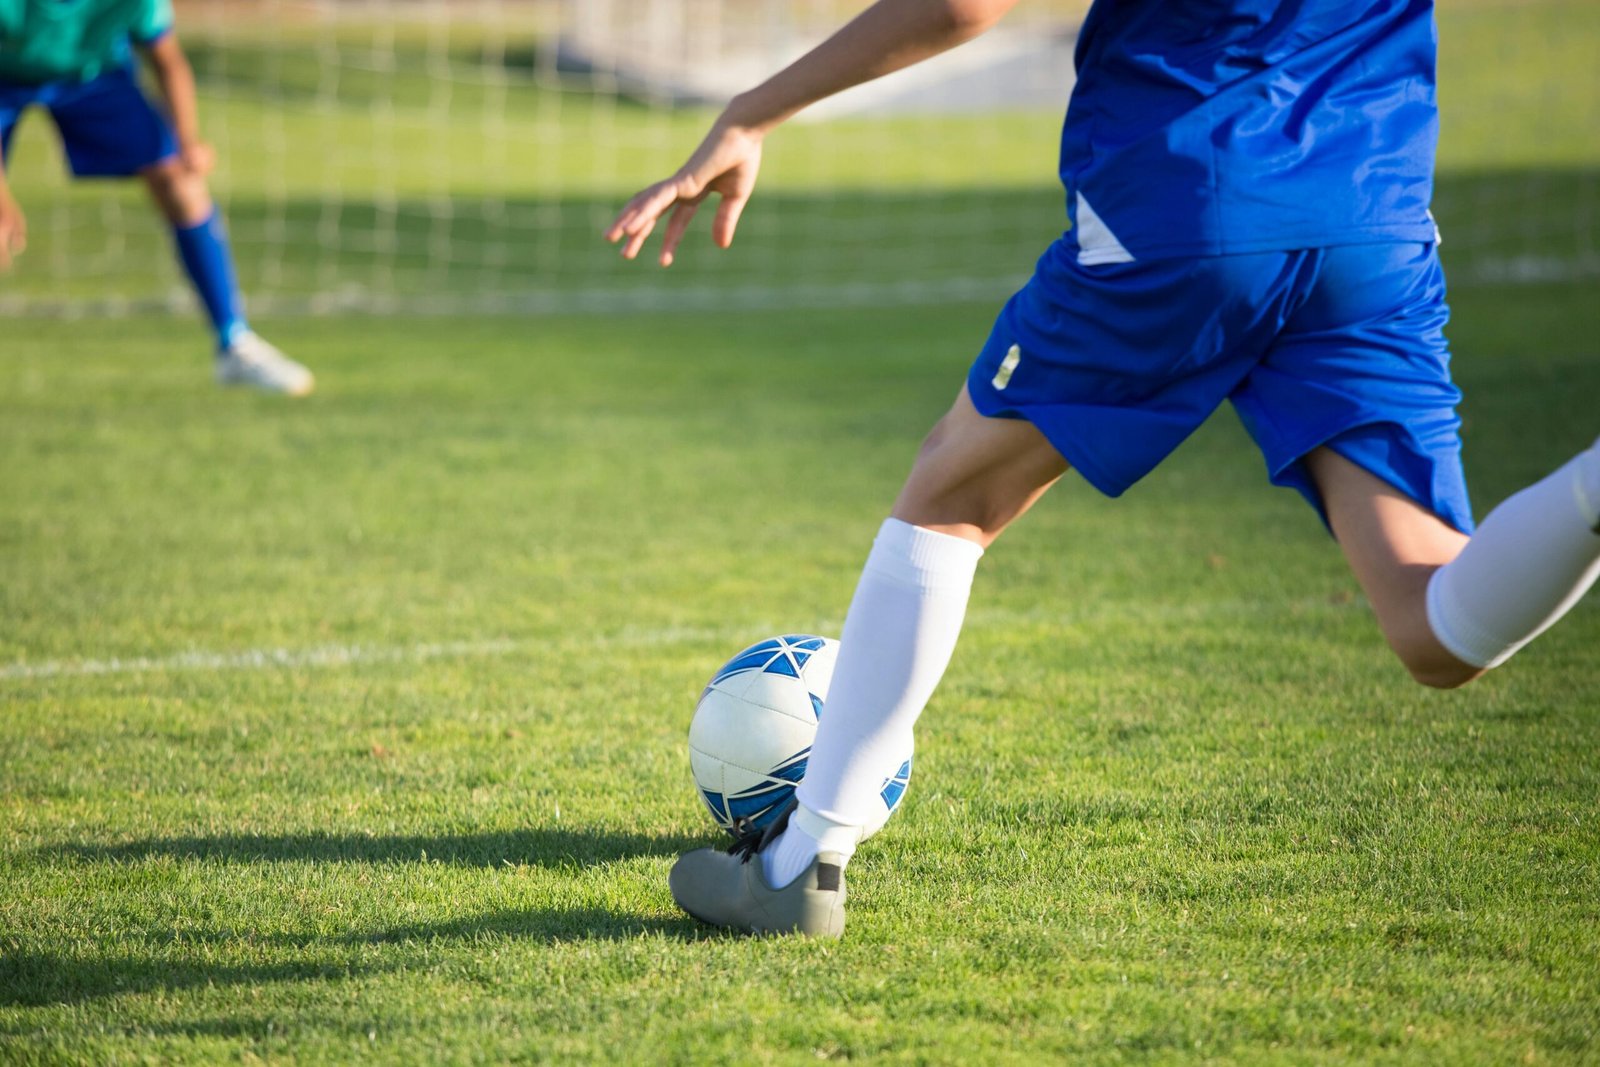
[
  {"x1": 0, "y1": 0, "x2": 312, "y2": 395},
  {"x1": 607, "y1": 0, "x2": 1600, "y2": 938}
]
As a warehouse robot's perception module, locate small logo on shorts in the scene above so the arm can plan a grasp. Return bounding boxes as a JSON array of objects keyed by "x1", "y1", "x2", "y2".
[{"x1": 991, "y1": 344, "x2": 1021, "y2": 390}]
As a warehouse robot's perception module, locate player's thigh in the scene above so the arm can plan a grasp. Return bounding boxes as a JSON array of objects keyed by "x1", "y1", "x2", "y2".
[
  {"x1": 1306, "y1": 442, "x2": 1478, "y2": 687},
  {"x1": 891, "y1": 384, "x2": 1069, "y2": 546}
]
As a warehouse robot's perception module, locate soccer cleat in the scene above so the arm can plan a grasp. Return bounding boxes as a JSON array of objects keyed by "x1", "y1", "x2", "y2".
[
  {"x1": 669, "y1": 801, "x2": 847, "y2": 938},
  {"x1": 216, "y1": 331, "x2": 315, "y2": 396}
]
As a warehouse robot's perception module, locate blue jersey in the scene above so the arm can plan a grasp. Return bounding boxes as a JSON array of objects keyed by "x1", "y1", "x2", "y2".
[{"x1": 1061, "y1": 0, "x2": 1440, "y2": 263}]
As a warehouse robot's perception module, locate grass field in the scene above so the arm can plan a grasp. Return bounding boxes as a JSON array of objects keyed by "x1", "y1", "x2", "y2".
[
  {"x1": 4, "y1": 0, "x2": 1600, "y2": 1062},
  {"x1": 3, "y1": 276, "x2": 1599, "y2": 1062}
]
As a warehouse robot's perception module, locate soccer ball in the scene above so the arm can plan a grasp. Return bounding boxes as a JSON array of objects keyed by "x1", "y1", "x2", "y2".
[{"x1": 689, "y1": 633, "x2": 912, "y2": 839}]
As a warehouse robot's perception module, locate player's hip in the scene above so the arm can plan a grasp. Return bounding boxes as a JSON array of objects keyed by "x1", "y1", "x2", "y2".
[{"x1": 1004, "y1": 239, "x2": 1447, "y2": 378}]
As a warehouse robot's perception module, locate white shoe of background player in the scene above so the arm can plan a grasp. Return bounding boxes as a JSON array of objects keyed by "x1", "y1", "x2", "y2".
[{"x1": 216, "y1": 331, "x2": 315, "y2": 396}]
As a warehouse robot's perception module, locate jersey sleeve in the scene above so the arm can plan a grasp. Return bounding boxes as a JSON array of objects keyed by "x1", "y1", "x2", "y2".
[{"x1": 130, "y1": 0, "x2": 175, "y2": 45}]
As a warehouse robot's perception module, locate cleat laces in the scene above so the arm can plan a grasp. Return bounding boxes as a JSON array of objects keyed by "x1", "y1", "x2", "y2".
[{"x1": 728, "y1": 797, "x2": 797, "y2": 864}]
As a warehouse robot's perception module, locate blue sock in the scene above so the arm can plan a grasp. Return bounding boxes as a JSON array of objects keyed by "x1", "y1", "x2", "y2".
[{"x1": 172, "y1": 209, "x2": 248, "y2": 350}]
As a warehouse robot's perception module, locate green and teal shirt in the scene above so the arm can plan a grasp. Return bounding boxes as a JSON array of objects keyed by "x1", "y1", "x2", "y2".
[{"x1": 0, "y1": 0, "x2": 173, "y2": 84}]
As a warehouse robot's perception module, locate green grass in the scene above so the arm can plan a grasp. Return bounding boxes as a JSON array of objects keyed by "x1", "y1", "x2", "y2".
[{"x1": 3, "y1": 275, "x2": 1599, "y2": 1063}]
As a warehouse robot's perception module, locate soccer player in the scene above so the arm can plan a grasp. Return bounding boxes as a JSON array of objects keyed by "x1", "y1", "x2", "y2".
[
  {"x1": 0, "y1": 0, "x2": 312, "y2": 395},
  {"x1": 606, "y1": 0, "x2": 1600, "y2": 937}
]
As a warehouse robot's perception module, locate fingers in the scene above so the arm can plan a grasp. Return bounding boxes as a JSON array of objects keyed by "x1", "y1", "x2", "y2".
[
  {"x1": 604, "y1": 181, "x2": 680, "y2": 258},
  {"x1": 711, "y1": 195, "x2": 748, "y2": 250},
  {"x1": 658, "y1": 200, "x2": 700, "y2": 267},
  {"x1": 620, "y1": 216, "x2": 658, "y2": 261}
]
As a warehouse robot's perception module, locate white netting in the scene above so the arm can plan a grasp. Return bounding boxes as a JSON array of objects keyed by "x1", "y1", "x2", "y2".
[{"x1": 1, "y1": 0, "x2": 1595, "y2": 320}]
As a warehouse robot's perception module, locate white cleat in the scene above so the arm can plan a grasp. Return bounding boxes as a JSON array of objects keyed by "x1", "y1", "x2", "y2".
[{"x1": 216, "y1": 331, "x2": 315, "y2": 396}]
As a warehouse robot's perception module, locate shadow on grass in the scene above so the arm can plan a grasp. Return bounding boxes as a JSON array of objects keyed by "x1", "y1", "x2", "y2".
[
  {"x1": 340, "y1": 905, "x2": 711, "y2": 947},
  {"x1": 2, "y1": 903, "x2": 720, "y2": 1007},
  {"x1": 0, "y1": 951, "x2": 378, "y2": 1009},
  {"x1": 42, "y1": 826, "x2": 707, "y2": 869}
]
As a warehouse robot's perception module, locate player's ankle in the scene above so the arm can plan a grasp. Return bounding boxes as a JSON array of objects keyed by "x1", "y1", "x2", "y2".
[
  {"x1": 218, "y1": 320, "x2": 250, "y2": 351},
  {"x1": 762, "y1": 804, "x2": 861, "y2": 889},
  {"x1": 793, "y1": 804, "x2": 864, "y2": 859}
]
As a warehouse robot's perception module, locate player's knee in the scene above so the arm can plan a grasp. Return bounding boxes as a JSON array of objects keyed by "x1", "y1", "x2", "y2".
[{"x1": 142, "y1": 162, "x2": 212, "y2": 225}]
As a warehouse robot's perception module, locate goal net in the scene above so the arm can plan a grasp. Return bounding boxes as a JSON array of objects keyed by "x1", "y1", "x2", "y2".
[{"x1": 1, "y1": 0, "x2": 1595, "y2": 320}]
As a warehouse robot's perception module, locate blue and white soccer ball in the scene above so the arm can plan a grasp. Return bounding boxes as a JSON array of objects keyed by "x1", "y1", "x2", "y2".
[{"x1": 689, "y1": 634, "x2": 912, "y2": 840}]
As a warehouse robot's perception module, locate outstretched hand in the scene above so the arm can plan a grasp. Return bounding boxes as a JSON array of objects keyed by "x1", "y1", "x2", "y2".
[{"x1": 604, "y1": 121, "x2": 764, "y2": 267}]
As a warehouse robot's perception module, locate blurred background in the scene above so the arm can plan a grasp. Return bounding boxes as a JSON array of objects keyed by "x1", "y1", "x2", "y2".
[{"x1": 0, "y1": 0, "x2": 1596, "y2": 319}]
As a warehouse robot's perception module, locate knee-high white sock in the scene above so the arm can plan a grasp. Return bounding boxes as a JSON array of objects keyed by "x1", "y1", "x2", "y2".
[
  {"x1": 1427, "y1": 439, "x2": 1600, "y2": 669},
  {"x1": 762, "y1": 518, "x2": 984, "y2": 888}
]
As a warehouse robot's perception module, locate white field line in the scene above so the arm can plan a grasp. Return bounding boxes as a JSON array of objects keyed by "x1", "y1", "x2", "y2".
[
  {"x1": 0, "y1": 626, "x2": 747, "y2": 684},
  {"x1": 0, "y1": 597, "x2": 1364, "y2": 685},
  {"x1": 2, "y1": 252, "x2": 1593, "y2": 322}
]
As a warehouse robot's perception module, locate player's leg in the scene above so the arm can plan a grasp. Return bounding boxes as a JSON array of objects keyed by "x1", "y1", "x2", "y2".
[
  {"x1": 754, "y1": 386, "x2": 1067, "y2": 885},
  {"x1": 142, "y1": 159, "x2": 312, "y2": 394},
  {"x1": 47, "y1": 67, "x2": 310, "y2": 393},
  {"x1": 1312, "y1": 442, "x2": 1600, "y2": 687},
  {"x1": 669, "y1": 386, "x2": 1068, "y2": 932},
  {"x1": 45, "y1": 66, "x2": 242, "y2": 345},
  {"x1": 140, "y1": 156, "x2": 244, "y2": 343},
  {"x1": 1304, "y1": 447, "x2": 1477, "y2": 687},
  {"x1": 1240, "y1": 242, "x2": 1600, "y2": 687}
]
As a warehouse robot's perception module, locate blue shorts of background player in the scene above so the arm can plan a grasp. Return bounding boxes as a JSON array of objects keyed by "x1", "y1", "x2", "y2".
[
  {"x1": 966, "y1": 240, "x2": 1473, "y2": 536},
  {"x1": 0, "y1": 65, "x2": 175, "y2": 177}
]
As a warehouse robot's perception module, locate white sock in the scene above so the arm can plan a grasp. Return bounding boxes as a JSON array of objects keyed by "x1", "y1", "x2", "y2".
[
  {"x1": 762, "y1": 518, "x2": 984, "y2": 888},
  {"x1": 762, "y1": 805, "x2": 867, "y2": 889},
  {"x1": 1426, "y1": 439, "x2": 1600, "y2": 669}
]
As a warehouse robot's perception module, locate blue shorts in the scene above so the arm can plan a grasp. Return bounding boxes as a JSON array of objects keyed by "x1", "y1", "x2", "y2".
[
  {"x1": 0, "y1": 66, "x2": 177, "y2": 177},
  {"x1": 967, "y1": 240, "x2": 1473, "y2": 534}
]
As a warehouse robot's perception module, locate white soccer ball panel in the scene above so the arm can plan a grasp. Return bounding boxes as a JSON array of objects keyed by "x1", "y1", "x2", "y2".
[
  {"x1": 794, "y1": 641, "x2": 838, "y2": 702},
  {"x1": 720, "y1": 670, "x2": 822, "y2": 726},
  {"x1": 688, "y1": 687, "x2": 818, "y2": 775}
]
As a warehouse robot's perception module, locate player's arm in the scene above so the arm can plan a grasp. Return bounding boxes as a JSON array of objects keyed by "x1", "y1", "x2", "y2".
[
  {"x1": 0, "y1": 158, "x2": 24, "y2": 270},
  {"x1": 139, "y1": 32, "x2": 214, "y2": 175},
  {"x1": 605, "y1": 0, "x2": 1019, "y2": 266}
]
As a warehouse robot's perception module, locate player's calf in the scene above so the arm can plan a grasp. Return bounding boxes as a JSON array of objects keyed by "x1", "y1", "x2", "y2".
[
  {"x1": 1312, "y1": 441, "x2": 1600, "y2": 687},
  {"x1": 1382, "y1": 598, "x2": 1482, "y2": 690}
]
